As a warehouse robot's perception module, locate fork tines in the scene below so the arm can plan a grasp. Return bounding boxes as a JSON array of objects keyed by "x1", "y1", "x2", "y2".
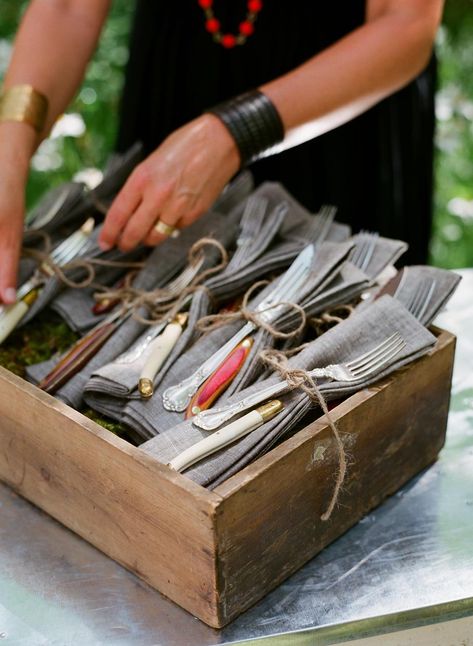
[
  {"x1": 350, "y1": 230, "x2": 379, "y2": 272},
  {"x1": 405, "y1": 279, "x2": 436, "y2": 321}
]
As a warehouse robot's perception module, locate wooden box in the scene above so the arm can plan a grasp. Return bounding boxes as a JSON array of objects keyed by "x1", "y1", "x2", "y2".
[{"x1": 0, "y1": 327, "x2": 455, "y2": 628}]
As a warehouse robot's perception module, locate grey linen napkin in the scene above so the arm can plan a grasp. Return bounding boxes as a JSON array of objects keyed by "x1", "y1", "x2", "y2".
[
  {"x1": 92, "y1": 239, "x2": 356, "y2": 440},
  {"x1": 84, "y1": 288, "x2": 212, "y2": 402},
  {"x1": 26, "y1": 181, "x2": 87, "y2": 233},
  {"x1": 387, "y1": 265, "x2": 462, "y2": 326},
  {"x1": 350, "y1": 233, "x2": 407, "y2": 281},
  {"x1": 140, "y1": 295, "x2": 436, "y2": 488},
  {"x1": 26, "y1": 208, "x2": 239, "y2": 408}
]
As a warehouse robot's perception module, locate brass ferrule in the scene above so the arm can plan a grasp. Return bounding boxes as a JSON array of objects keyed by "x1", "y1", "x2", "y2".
[
  {"x1": 173, "y1": 312, "x2": 189, "y2": 327},
  {"x1": 22, "y1": 289, "x2": 40, "y2": 307},
  {"x1": 0, "y1": 85, "x2": 48, "y2": 133},
  {"x1": 138, "y1": 378, "x2": 154, "y2": 399},
  {"x1": 256, "y1": 399, "x2": 284, "y2": 422}
]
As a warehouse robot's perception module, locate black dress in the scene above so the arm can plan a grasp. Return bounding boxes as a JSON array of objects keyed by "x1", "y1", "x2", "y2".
[{"x1": 116, "y1": 0, "x2": 436, "y2": 264}]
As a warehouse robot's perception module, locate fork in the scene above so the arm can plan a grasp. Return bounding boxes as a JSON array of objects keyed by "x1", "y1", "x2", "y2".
[
  {"x1": 163, "y1": 244, "x2": 315, "y2": 412},
  {"x1": 308, "y1": 205, "x2": 337, "y2": 245},
  {"x1": 404, "y1": 278, "x2": 436, "y2": 322},
  {"x1": 350, "y1": 231, "x2": 379, "y2": 273},
  {"x1": 193, "y1": 332, "x2": 406, "y2": 430},
  {"x1": 0, "y1": 218, "x2": 95, "y2": 344}
]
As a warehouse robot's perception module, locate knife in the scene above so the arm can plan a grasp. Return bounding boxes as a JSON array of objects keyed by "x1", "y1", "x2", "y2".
[
  {"x1": 138, "y1": 313, "x2": 189, "y2": 399},
  {"x1": 38, "y1": 309, "x2": 128, "y2": 394},
  {"x1": 0, "y1": 289, "x2": 40, "y2": 345},
  {"x1": 185, "y1": 337, "x2": 254, "y2": 418},
  {"x1": 169, "y1": 399, "x2": 284, "y2": 473}
]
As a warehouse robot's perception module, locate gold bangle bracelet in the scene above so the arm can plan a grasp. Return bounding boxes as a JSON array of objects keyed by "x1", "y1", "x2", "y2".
[{"x1": 0, "y1": 85, "x2": 48, "y2": 133}]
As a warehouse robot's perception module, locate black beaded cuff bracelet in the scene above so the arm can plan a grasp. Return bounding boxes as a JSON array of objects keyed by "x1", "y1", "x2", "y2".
[{"x1": 207, "y1": 90, "x2": 285, "y2": 167}]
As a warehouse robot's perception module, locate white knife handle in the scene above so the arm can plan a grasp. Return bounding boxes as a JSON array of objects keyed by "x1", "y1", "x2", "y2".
[
  {"x1": 162, "y1": 321, "x2": 255, "y2": 412},
  {"x1": 169, "y1": 400, "x2": 284, "y2": 472},
  {"x1": 0, "y1": 300, "x2": 31, "y2": 344},
  {"x1": 138, "y1": 318, "x2": 186, "y2": 398},
  {"x1": 169, "y1": 410, "x2": 263, "y2": 472}
]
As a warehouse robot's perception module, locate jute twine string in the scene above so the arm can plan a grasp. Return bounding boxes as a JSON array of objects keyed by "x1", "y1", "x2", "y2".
[
  {"x1": 22, "y1": 229, "x2": 146, "y2": 290},
  {"x1": 259, "y1": 347, "x2": 347, "y2": 521},
  {"x1": 196, "y1": 280, "x2": 307, "y2": 340},
  {"x1": 310, "y1": 304, "x2": 355, "y2": 336},
  {"x1": 92, "y1": 237, "x2": 228, "y2": 325},
  {"x1": 21, "y1": 231, "x2": 228, "y2": 325}
]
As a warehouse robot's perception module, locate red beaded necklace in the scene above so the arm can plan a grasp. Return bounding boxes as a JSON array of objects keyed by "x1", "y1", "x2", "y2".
[{"x1": 198, "y1": 0, "x2": 263, "y2": 49}]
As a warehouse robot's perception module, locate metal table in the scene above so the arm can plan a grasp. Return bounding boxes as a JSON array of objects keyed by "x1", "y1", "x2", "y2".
[{"x1": 1, "y1": 270, "x2": 472, "y2": 646}]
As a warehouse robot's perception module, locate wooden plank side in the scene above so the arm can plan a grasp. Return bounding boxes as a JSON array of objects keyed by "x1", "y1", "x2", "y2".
[
  {"x1": 213, "y1": 331, "x2": 456, "y2": 626},
  {"x1": 0, "y1": 367, "x2": 223, "y2": 627}
]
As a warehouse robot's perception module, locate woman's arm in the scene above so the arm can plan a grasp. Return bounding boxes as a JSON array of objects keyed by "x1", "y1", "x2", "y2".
[
  {"x1": 0, "y1": 0, "x2": 110, "y2": 303},
  {"x1": 262, "y1": 0, "x2": 443, "y2": 149},
  {"x1": 100, "y1": 0, "x2": 443, "y2": 252}
]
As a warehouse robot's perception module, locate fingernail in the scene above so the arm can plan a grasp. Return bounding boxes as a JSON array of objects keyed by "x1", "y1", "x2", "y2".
[
  {"x1": 4, "y1": 288, "x2": 17, "y2": 304},
  {"x1": 99, "y1": 240, "x2": 112, "y2": 251}
]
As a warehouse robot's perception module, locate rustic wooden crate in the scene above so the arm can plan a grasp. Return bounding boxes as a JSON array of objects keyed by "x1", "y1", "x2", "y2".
[{"x1": 0, "y1": 327, "x2": 455, "y2": 628}]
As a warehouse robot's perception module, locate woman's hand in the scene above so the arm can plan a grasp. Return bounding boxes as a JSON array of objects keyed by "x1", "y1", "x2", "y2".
[{"x1": 99, "y1": 114, "x2": 240, "y2": 252}]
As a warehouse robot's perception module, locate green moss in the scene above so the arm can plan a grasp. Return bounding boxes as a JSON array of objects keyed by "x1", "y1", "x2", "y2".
[
  {"x1": 0, "y1": 310, "x2": 137, "y2": 443},
  {"x1": 0, "y1": 310, "x2": 78, "y2": 378}
]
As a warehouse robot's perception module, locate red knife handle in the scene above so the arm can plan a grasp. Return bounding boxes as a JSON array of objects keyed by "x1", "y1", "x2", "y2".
[
  {"x1": 39, "y1": 320, "x2": 119, "y2": 394},
  {"x1": 185, "y1": 337, "x2": 254, "y2": 419}
]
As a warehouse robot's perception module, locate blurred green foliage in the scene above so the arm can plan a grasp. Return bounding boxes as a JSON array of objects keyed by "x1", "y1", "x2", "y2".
[{"x1": 1, "y1": 0, "x2": 472, "y2": 268}]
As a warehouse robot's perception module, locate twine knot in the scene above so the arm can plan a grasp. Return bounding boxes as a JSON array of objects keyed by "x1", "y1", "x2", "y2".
[
  {"x1": 197, "y1": 279, "x2": 307, "y2": 340},
  {"x1": 259, "y1": 347, "x2": 347, "y2": 521}
]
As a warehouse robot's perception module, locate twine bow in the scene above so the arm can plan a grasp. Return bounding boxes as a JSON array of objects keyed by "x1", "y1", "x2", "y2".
[{"x1": 259, "y1": 347, "x2": 347, "y2": 522}]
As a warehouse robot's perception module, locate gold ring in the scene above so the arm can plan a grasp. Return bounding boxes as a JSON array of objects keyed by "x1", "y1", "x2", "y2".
[{"x1": 154, "y1": 219, "x2": 177, "y2": 237}]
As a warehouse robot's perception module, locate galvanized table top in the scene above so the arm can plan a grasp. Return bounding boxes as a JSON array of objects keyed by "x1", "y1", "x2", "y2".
[{"x1": 1, "y1": 270, "x2": 472, "y2": 646}]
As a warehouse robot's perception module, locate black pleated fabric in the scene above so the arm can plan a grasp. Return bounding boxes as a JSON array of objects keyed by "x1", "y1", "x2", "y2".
[{"x1": 116, "y1": 0, "x2": 436, "y2": 264}]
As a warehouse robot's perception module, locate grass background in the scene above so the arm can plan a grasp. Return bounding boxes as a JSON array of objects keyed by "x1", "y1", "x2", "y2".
[{"x1": 1, "y1": 0, "x2": 472, "y2": 269}]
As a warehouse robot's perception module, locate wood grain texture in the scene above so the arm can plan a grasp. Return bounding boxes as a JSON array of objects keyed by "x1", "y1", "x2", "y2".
[
  {"x1": 0, "y1": 329, "x2": 456, "y2": 628},
  {"x1": 0, "y1": 367, "x2": 223, "y2": 626},
  {"x1": 213, "y1": 329, "x2": 456, "y2": 626}
]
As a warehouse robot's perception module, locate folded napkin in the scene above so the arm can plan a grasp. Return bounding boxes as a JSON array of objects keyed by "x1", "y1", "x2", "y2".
[
  {"x1": 26, "y1": 208, "x2": 240, "y2": 408},
  {"x1": 357, "y1": 265, "x2": 462, "y2": 327},
  {"x1": 26, "y1": 181, "x2": 88, "y2": 233},
  {"x1": 84, "y1": 288, "x2": 211, "y2": 402},
  {"x1": 388, "y1": 265, "x2": 461, "y2": 327},
  {"x1": 349, "y1": 232, "x2": 407, "y2": 281},
  {"x1": 140, "y1": 295, "x2": 436, "y2": 488}
]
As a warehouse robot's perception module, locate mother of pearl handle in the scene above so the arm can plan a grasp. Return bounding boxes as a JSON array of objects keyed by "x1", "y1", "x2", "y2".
[{"x1": 168, "y1": 400, "x2": 284, "y2": 473}]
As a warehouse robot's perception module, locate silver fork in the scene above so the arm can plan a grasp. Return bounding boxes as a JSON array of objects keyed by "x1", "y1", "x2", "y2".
[
  {"x1": 405, "y1": 278, "x2": 436, "y2": 322},
  {"x1": 350, "y1": 231, "x2": 379, "y2": 273},
  {"x1": 114, "y1": 254, "x2": 205, "y2": 364},
  {"x1": 13, "y1": 217, "x2": 96, "y2": 303},
  {"x1": 227, "y1": 196, "x2": 269, "y2": 272},
  {"x1": 193, "y1": 333, "x2": 406, "y2": 430},
  {"x1": 162, "y1": 244, "x2": 315, "y2": 412}
]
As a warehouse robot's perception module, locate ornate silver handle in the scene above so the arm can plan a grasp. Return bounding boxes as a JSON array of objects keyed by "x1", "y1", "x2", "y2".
[
  {"x1": 192, "y1": 367, "x2": 331, "y2": 430},
  {"x1": 162, "y1": 321, "x2": 255, "y2": 412}
]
